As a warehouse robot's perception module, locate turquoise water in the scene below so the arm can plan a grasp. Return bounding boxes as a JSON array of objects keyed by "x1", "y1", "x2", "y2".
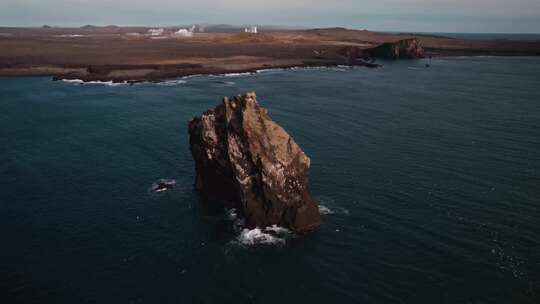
[{"x1": 1, "y1": 57, "x2": 540, "y2": 303}]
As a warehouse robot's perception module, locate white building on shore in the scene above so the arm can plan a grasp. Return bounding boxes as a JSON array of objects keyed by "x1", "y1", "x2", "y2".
[
  {"x1": 148, "y1": 28, "x2": 164, "y2": 36},
  {"x1": 244, "y1": 26, "x2": 258, "y2": 34},
  {"x1": 172, "y1": 25, "x2": 196, "y2": 37}
]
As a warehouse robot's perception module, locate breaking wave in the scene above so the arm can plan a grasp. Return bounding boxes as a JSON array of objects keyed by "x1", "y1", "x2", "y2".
[
  {"x1": 222, "y1": 72, "x2": 253, "y2": 77},
  {"x1": 61, "y1": 79, "x2": 128, "y2": 86},
  {"x1": 319, "y1": 205, "x2": 334, "y2": 215},
  {"x1": 157, "y1": 79, "x2": 187, "y2": 86},
  {"x1": 60, "y1": 65, "x2": 357, "y2": 88},
  {"x1": 316, "y1": 197, "x2": 351, "y2": 216},
  {"x1": 236, "y1": 225, "x2": 293, "y2": 246},
  {"x1": 225, "y1": 208, "x2": 293, "y2": 246}
]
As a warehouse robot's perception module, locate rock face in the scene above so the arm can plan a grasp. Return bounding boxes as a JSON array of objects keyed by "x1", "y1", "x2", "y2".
[
  {"x1": 188, "y1": 92, "x2": 321, "y2": 232},
  {"x1": 365, "y1": 38, "x2": 425, "y2": 59}
]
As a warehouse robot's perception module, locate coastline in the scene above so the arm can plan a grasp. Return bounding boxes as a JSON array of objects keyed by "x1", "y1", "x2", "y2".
[
  {"x1": 1, "y1": 59, "x2": 383, "y2": 83},
  {"x1": 2, "y1": 52, "x2": 537, "y2": 84},
  {"x1": 54, "y1": 64, "x2": 368, "y2": 86},
  {"x1": 1, "y1": 27, "x2": 540, "y2": 83}
]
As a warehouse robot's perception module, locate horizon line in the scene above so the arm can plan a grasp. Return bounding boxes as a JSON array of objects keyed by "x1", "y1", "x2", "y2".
[{"x1": 1, "y1": 24, "x2": 539, "y2": 35}]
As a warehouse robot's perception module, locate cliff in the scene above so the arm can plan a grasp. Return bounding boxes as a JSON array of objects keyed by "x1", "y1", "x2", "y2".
[
  {"x1": 365, "y1": 38, "x2": 425, "y2": 59},
  {"x1": 188, "y1": 92, "x2": 321, "y2": 233}
]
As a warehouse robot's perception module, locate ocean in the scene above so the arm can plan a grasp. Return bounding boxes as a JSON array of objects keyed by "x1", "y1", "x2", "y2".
[
  {"x1": 1, "y1": 56, "x2": 539, "y2": 303},
  {"x1": 429, "y1": 33, "x2": 540, "y2": 41},
  {"x1": 389, "y1": 32, "x2": 540, "y2": 41}
]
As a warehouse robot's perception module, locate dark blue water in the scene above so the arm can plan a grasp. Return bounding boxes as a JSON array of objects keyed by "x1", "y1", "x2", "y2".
[
  {"x1": 431, "y1": 33, "x2": 540, "y2": 41},
  {"x1": 1, "y1": 57, "x2": 540, "y2": 303},
  {"x1": 389, "y1": 32, "x2": 540, "y2": 41}
]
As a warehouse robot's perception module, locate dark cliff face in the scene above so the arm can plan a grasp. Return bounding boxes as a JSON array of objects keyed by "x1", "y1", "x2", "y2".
[
  {"x1": 188, "y1": 92, "x2": 321, "y2": 232},
  {"x1": 365, "y1": 38, "x2": 425, "y2": 59}
]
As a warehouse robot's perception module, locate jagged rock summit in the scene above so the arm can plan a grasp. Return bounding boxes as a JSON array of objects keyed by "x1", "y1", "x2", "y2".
[{"x1": 188, "y1": 92, "x2": 321, "y2": 232}]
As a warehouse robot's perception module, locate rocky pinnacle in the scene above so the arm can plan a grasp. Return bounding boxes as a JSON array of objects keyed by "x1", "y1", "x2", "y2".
[{"x1": 188, "y1": 92, "x2": 321, "y2": 232}]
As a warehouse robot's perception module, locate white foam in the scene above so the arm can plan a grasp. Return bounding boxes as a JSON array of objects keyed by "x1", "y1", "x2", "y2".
[
  {"x1": 61, "y1": 79, "x2": 128, "y2": 86},
  {"x1": 58, "y1": 64, "x2": 357, "y2": 88},
  {"x1": 223, "y1": 72, "x2": 253, "y2": 77},
  {"x1": 157, "y1": 79, "x2": 187, "y2": 86},
  {"x1": 237, "y1": 226, "x2": 290, "y2": 246},
  {"x1": 255, "y1": 68, "x2": 282, "y2": 73},
  {"x1": 316, "y1": 197, "x2": 351, "y2": 216},
  {"x1": 291, "y1": 66, "x2": 330, "y2": 71},
  {"x1": 61, "y1": 78, "x2": 84, "y2": 84},
  {"x1": 318, "y1": 205, "x2": 334, "y2": 215},
  {"x1": 264, "y1": 224, "x2": 291, "y2": 235},
  {"x1": 86, "y1": 80, "x2": 127, "y2": 86},
  {"x1": 227, "y1": 208, "x2": 293, "y2": 246},
  {"x1": 258, "y1": 65, "x2": 354, "y2": 74},
  {"x1": 151, "y1": 65, "x2": 359, "y2": 83},
  {"x1": 226, "y1": 208, "x2": 238, "y2": 221}
]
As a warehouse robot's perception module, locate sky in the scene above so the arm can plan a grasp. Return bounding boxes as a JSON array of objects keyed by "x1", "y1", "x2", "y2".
[{"x1": 1, "y1": 0, "x2": 539, "y2": 33}]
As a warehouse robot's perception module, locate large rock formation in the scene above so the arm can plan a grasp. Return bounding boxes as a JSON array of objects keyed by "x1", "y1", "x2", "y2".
[
  {"x1": 365, "y1": 38, "x2": 425, "y2": 59},
  {"x1": 188, "y1": 92, "x2": 320, "y2": 232}
]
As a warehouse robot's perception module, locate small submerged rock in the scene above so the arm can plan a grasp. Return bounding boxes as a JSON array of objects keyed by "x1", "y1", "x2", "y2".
[
  {"x1": 188, "y1": 92, "x2": 321, "y2": 233},
  {"x1": 149, "y1": 178, "x2": 176, "y2": 193}
]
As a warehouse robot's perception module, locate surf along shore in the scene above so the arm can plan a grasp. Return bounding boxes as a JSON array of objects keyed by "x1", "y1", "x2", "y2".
[{"x1": 1, "y1": 26, "x2": 540, "y2": 83}]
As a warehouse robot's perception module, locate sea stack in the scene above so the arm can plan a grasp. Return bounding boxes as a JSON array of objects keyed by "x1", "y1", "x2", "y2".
[
  {"x1": 366, "y1": 38, "x2": 425, "y2": 59},
  {"x1": 188, "y1": 92, "x2": 321, "y2": 232}
]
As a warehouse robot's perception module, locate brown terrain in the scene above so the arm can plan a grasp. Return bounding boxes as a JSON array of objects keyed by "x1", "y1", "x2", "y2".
[{"x1": 1, "y1": 26, "x2": 540, "y2": 82}]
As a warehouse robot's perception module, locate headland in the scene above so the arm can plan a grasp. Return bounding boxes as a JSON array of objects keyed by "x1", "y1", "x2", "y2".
[{"x1": 1, "y1": 26, "x2": 539, "y2": 82}]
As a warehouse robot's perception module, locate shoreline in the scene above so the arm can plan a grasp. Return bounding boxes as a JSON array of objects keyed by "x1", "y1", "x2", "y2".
[
  {"x1": 3, "y1": 53, "x2": 539, "y2": 83},
  {"x1": 55, "y1": 64, "x2": 375, "y2": 85},
  {"x1": 2, "y1": 27, "x2": 540, "y2": 82},
  {"x1": 2, "y1": 53, "x2": 538, "y2": 84},
  {"x1": 2, "y1": 60, "x2": 383, "y2": 83}
]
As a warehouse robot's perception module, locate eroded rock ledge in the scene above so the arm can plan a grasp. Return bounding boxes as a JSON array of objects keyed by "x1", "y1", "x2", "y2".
[
  {"x1": 339, "y1": 38, "x2": 425, "y2": 60},
  {"x1": 365, "y1": 38, "x2": 425, "y2": 59},
  {"x1": 188, "y1": 92, "x2": 321, "y2": 232}
]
